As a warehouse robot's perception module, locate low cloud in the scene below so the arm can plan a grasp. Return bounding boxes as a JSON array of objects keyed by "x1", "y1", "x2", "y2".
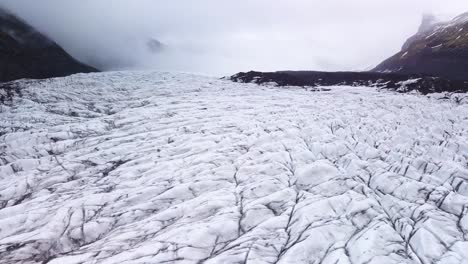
[{"x1": 2, "y1": 0, "x2": 468, "y2": 75}]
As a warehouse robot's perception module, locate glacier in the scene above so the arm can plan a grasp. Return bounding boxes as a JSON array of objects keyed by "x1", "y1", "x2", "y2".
[{"x1": 0, "y1": 71, "x2": 468, "y2": 264}]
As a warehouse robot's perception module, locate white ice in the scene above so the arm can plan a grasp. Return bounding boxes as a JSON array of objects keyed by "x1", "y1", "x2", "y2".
[{"x1": 0, "y1": 71, "x2": 467, "y2": 264}]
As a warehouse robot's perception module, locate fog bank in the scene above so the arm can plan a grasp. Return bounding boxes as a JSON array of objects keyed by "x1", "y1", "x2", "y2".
[{"x1": 2, "y1": 0, "x2": 468, "y2": 75}]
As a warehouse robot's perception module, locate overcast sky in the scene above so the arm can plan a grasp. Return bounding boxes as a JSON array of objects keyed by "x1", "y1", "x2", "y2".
[{"x1": 2, "y1": 0, "x2": 468, "y2": 75}]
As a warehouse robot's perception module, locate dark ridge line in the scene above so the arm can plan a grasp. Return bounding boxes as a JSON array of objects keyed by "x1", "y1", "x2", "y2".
[{"x1": 229, "y1": 71, "x2": 468, "y2": 94}]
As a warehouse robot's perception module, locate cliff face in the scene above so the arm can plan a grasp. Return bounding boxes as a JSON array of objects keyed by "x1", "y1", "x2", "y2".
[
  {"x1": 373, "y1": 13, "x2": 468, "y2": 80},
  {"x1": 0, "y1": 8, "x2": 98, "y2": 82}
]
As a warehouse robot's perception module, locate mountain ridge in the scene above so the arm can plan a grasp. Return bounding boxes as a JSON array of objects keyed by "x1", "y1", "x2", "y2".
[
  {"x1": 372, "y1": 12, "x2": 468, "y2": 80},
  {"x1": 230, "y1": 11, "x2": 468, "y2": 93},
  {"x1": 0, "y1": 7, "x2": 98, "y2": 82}
]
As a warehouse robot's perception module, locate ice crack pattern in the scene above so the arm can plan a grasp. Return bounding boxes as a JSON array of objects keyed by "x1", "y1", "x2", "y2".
[{"x1": 1, "y1": 72, "x2": 467, "y2": 264}]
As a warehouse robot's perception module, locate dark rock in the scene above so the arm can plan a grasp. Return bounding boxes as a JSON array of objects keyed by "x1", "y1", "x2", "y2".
[
  {"x1": 230, "y1": 12, "x2": 468, "y2": 94},
  {"x1": 0, "y1": 7, "x2": 98, "y2": 82},
  {"x1": 147, "y1": 38, "x2": 165, "y2": 53},
  {"x1": 0, "y1": 81, "x2": 23, "y2": 105},
  {"x1": 373, "y1": 12, "x2": 468, "y2": 81},
  {"x1": 230, "y1": 71, "x2": 468, "y2": 94}
]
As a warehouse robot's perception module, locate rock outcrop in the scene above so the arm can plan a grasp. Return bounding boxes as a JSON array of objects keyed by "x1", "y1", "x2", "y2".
[
  {"x1": 0, "y1": 7, "x2": 98, "y2": 82},
  {"x1": 230, "y1": 71, "x2": 468, "y2": 94},
  {"x1": 230, "y1": 12, "x2": 468, "y2": 94},
  {"x1": 373, "y1": 13, "x2": 468, "y2": 80}
]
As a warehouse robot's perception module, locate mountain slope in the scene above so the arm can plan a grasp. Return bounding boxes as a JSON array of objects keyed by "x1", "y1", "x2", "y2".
[
  {"x1": 1, "y1": 72, "x2": 467, "y2": 264},
  {"x1": 373, "y1": 13, "x2": 468, "y2": 80},
  {"x1": 0, "y1": 8, "x2": 98, "y2": 82}
]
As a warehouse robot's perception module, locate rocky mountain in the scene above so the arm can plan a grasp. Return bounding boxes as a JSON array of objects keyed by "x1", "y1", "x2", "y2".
[
  {"x1": 373, "y1": 13, "x2": 468, "y2": 80},
  {"x1": 147, "y1": 38, "x2": 165, "y2": 53},
  {"x1": 230, "y1": 12, "x2": 468, "y2": 94},
  {"x1": 0, "y1": 7, "x2": 98, "y2": 82}
]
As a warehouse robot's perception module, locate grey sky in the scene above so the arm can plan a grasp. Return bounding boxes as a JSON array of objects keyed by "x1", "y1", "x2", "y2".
[{"x1": 2, "y1": 0, "x2": 468, "y2": 75}]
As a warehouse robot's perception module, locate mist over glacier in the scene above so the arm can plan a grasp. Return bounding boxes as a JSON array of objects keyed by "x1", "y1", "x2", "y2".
[{"x1": 2, "y1": 0, "x2": 468, "y2": 74}]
